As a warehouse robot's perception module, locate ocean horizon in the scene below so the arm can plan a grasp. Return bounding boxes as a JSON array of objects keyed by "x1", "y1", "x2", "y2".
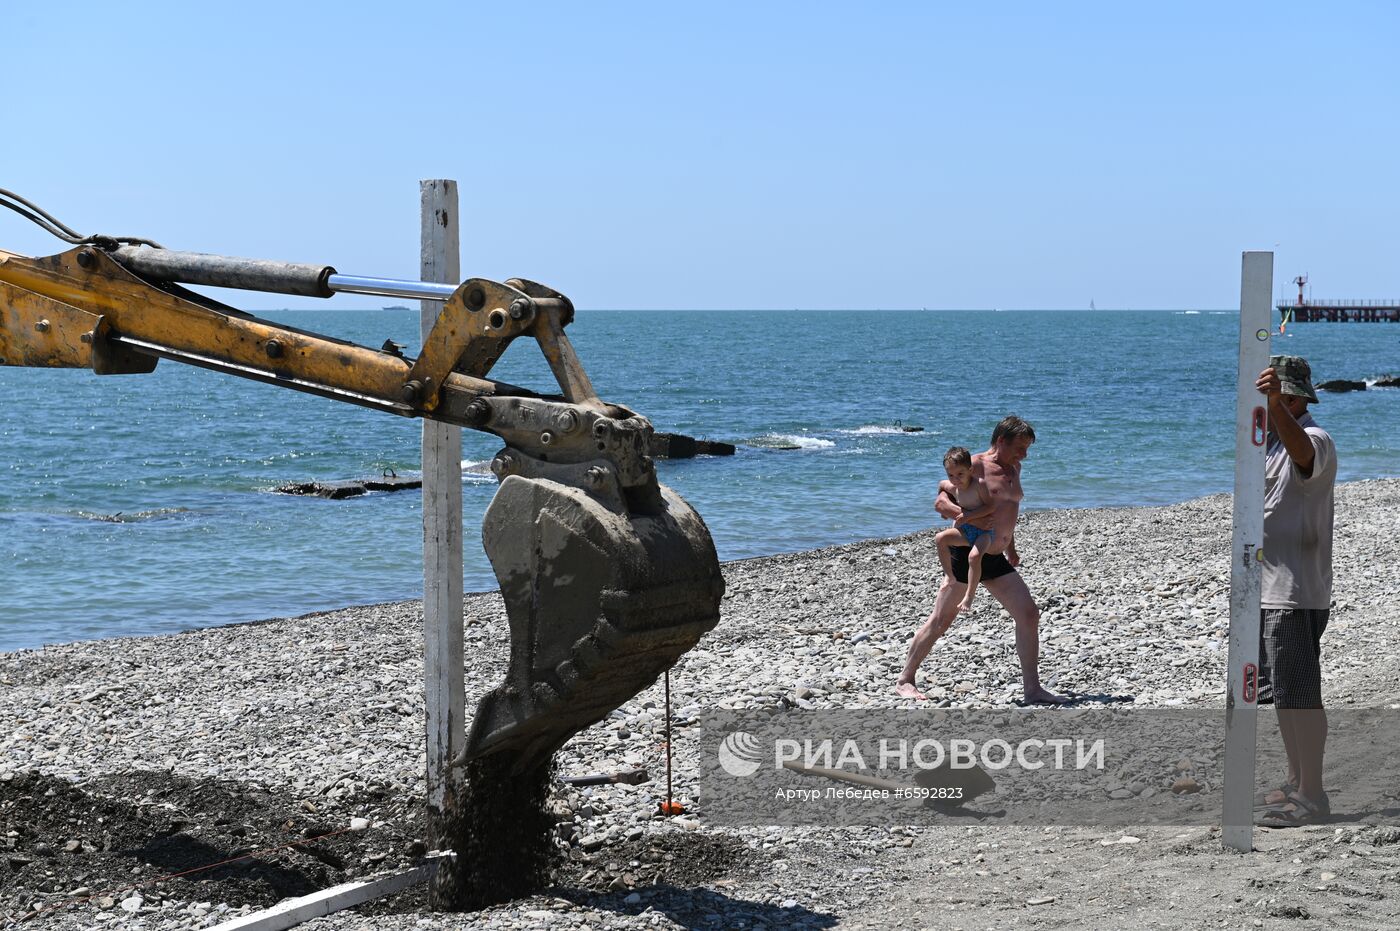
[{"x1": 3, "y1": 309, "x2": 1395, "y2": 652}]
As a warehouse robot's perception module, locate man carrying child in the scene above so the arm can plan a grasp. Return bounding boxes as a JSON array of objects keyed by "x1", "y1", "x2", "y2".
[{"x1": 896, "y1": 415, "x2": 1064, "y2": 705}]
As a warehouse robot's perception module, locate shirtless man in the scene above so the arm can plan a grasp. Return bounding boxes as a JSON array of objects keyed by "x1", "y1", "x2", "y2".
[{"x1": 895, "y1": 415, "x2": 1065, "y2": 704}]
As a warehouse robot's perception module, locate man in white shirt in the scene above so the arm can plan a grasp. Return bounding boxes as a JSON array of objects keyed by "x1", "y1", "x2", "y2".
[{"x1": 1254, "y1": 354, "x2": 1336, "y2": 827}]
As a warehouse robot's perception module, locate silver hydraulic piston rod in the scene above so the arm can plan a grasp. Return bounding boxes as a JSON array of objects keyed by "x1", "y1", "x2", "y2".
[{"x1": 326, "y1": 274, "x2": 457, "y2": 302}]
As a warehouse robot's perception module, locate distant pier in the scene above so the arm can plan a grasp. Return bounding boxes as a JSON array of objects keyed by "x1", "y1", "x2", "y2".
[
  {"x1": 1277, "y1": 274, "x2": 1400, "y2": 324},
  {"x1": 1277, "y1": 299, "x2": 1400, "y2": 324}
]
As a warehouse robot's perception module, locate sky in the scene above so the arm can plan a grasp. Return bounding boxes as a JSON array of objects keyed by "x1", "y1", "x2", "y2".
[{"x1": 4, "y1": 1, "x2": 1397, "y2": 310}]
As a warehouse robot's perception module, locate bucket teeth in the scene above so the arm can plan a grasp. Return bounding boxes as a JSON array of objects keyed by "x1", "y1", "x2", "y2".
[{"x1": 464, "y1": 475, "x2": 723, "y2": 771}]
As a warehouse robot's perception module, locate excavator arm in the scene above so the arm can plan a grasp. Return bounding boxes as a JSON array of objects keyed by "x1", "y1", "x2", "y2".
[{"x1": 0, "y1": 237, "x2": 723, "y2": 773}]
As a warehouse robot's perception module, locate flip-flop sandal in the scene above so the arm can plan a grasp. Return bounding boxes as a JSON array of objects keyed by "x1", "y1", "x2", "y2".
[{"x1": 1258, "y1": 790, "x2": 1329, "y2": 828}]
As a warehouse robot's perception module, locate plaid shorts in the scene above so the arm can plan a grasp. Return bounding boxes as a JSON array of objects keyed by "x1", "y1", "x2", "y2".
[{"x1": 1257, "y1": 608, "x2": 1328, "y2": 709}]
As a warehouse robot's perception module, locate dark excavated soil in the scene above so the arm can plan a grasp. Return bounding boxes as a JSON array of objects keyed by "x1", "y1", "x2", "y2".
[
  {"x1": 0, "y1": 771, "x2": 423, "y2": 923},
  {"x1": 362, "y1": 830, "x2": 780, "y2": 925},
  {"x1": 429, "y1": 755, "x2": 558, "y2": 910},
  {"x1": 3, "y1": 769, "x2": 770, "y2": 925},
  {"x1": 559, "y1": 832, "x2": 765, "y2": 894}
]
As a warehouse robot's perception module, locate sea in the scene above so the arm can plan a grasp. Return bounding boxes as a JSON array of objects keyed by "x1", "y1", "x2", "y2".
[{"x1": 2, "y1": 309, "x2": 1395, "y2": 652}]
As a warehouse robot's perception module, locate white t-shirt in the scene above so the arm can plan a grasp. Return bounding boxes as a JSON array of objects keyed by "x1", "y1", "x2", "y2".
[{"x1": 1261, "y1": 412, "x2": 1336, "y2": 610}]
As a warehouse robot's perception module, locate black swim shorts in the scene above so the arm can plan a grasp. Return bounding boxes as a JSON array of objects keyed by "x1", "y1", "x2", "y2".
[{"x1": 949, "y1": 546, "x2": 1015, "y2": 585}]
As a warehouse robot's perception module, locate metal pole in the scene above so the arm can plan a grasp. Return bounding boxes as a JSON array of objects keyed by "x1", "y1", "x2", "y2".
[
  {"x1": 421, "y1": 180, "x2": 465, "y2": 858},
  {"x1": 1221, "y1": 250, "x2": 1272, "y2": 852},
  {"x1": 664, "y1": 671, "x2": 674, "y2": 810}
]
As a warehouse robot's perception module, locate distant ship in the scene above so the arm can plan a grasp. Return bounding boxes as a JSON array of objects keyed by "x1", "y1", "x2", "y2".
[{"x1": 383, "y1": 304, "x2": 411, "y2": 312}]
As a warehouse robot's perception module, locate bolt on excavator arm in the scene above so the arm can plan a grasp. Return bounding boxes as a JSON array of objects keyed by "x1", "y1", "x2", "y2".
[{"x1": 0, "y1": 241, "x2": 723, "y2": 774}]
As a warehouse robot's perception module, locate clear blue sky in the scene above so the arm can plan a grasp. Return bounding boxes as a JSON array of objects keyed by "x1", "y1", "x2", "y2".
[{"x1": 5, "y1": 1, "x2": 1397, "y2": 309}]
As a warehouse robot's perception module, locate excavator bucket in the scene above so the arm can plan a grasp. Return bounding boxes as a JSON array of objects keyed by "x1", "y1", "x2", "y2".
[{"x1": 466, "y1": 474, "x2": 723, "y2": 771}]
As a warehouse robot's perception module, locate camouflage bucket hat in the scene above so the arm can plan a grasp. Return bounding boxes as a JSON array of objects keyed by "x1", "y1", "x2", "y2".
[{"x1": 1269, "y1": 354, "x2": 1319, "y2": 403}]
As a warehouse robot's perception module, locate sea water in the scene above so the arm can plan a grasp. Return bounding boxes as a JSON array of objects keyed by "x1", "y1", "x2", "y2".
[{"x1": 1, "y1": 310, "x2": 1395, "y2": 651}]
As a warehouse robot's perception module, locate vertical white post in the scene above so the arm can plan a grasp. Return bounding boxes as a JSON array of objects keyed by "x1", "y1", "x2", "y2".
[
  {"x1": 1222, "y1": 250, "x2": 1272, "y2": 852},
  {"x1": 420, "y1": 180, "x2": 465, "y2": 826}
]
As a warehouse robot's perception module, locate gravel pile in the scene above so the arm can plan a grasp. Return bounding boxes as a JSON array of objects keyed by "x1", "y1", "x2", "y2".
[{"x1": 3, "y1": 478, "x2": 1399, "y2": 929}]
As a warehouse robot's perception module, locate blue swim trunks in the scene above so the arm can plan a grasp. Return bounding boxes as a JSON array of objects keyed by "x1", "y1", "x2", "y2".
[{"x1": 960, "y1": 524, "x2": 995, "y2": 549}]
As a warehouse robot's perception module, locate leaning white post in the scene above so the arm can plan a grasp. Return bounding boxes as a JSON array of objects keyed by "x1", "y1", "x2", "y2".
[
  {"x1": 206, "y1": 858, "x2": 444, "y2": 931},
  {"x1": 1221, "y1": 250, "x2": 1272, "y2": 851},
  {"x1": 420, "y1": 180, "x2": 465, "y2": 833}
]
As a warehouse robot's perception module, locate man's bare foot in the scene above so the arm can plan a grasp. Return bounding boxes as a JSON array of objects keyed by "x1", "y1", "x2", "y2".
[
  {"x1": 895, "y1": 682, "x2": 928, "y2": 700},
  {"x1": 1022, "y1": 686, "x2": 1069, "y2": 705},
  {"x1": 957, "y1": 597, "x2": 975, "y2": 613}
]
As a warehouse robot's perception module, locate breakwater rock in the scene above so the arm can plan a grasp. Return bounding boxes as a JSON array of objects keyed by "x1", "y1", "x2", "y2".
[
  {"x1": 274, "y1": 475, "x2": 423, "y2": 499},
  {"x1": 648, "y1": 432, "x2": 736, "y2": 458}
]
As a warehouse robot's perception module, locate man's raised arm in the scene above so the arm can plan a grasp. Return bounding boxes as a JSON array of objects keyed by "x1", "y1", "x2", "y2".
[{"x1": 1257, "y1": 366, "x2": 1316, "y2": 476}]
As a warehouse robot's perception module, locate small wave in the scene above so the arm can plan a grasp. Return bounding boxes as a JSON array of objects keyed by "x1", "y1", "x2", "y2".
[
  {"x1": 841, "y1": 425, "x2": 905, "y2": 435},
  {"x1": 461, "y1": 459, "x2": 494, "y2": 474},
  {"x1": 74, "y1": 507, "x2": 191, "y2": 523},
  {"x1": 1175, "y1": 311, "x2": 1202, "y2": 315},
  {"x1": 748, "y1": 434, "x2": 836, "y2": 450},
  {"x1": 839, "y1": 424, "x2": 931, "y2": 435}
]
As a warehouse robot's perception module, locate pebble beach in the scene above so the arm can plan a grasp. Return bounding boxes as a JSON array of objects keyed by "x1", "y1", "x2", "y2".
[{"x1": 4, "y1": 478, "x2": 1400, "y2": 930}]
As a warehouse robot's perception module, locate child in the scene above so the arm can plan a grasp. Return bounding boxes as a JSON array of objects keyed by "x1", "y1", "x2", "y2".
[{"x1": 934, "y1": 447, "x2": 996, "y2": 613}]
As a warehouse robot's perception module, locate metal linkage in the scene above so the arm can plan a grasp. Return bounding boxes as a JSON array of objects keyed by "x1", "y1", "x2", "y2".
[{"x1": 457, "y1": 394, "x2": 663, "y2": 515}]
